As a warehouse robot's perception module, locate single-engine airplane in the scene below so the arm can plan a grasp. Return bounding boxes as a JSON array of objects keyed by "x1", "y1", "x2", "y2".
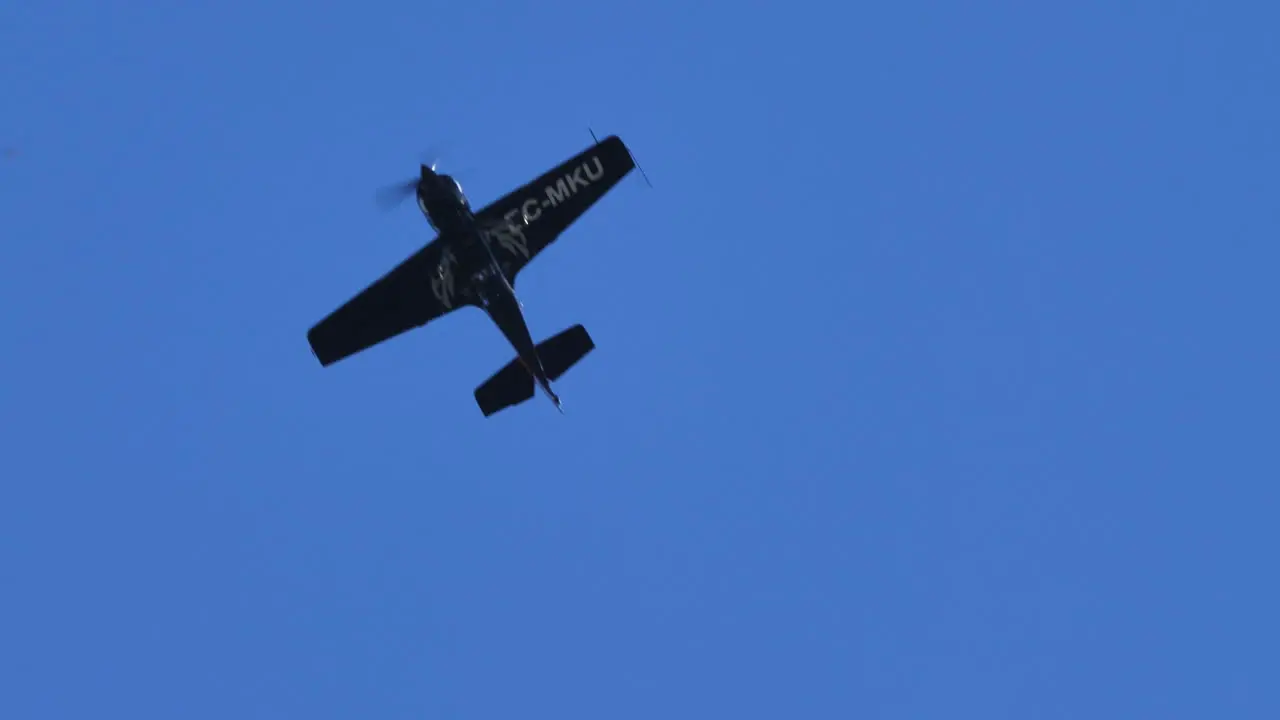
[{"x1": 306, "y1": 133, "x2": 640, "y2": 416}]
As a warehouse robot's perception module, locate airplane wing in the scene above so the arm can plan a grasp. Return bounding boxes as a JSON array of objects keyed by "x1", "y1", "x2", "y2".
[
  {"x1": 473, "y1": 134, "x2": 635, "y2": 280},
  {"x1": 307, "y1": 237, "x2": 469, "y2": 367}
]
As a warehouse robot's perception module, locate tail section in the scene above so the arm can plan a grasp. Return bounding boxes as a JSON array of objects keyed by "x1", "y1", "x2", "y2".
[
  {"x1": 473, "y1": 324, "x2": 595, "y2": 417},
  {"x1": 473, "y1": 355, "x2": 536, "y2": 417},
  {"x1": 537, "y1": 324, "x2": 595, "y2": 380}
]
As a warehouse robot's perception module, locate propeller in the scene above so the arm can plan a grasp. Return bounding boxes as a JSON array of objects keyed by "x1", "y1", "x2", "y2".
[
  {"x1": 374, "y1": 177, "x2": 419, "y2": 210},
  {"x1": 372, "y1": 144, "x2": 477, "y2": 212},
  {"x1": 374, "y1": 145, "x2": 444, "y2": 211}
]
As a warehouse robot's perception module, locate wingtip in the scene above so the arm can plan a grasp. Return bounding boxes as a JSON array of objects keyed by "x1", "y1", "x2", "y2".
[{"x1": 591, "y1": 128, "x2": 650, "y2": 188}]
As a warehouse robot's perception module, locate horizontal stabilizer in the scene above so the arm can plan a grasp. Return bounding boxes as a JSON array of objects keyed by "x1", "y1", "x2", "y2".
[
  {"x1": 538, "y1": 324, "x2": 594, "y2": 381},
  {"x1": 474, "y1": 356, "x2": 536, "y2": 417},
  {"x1": 472, "y1": 324, "x2": 595, "y2": 417}
]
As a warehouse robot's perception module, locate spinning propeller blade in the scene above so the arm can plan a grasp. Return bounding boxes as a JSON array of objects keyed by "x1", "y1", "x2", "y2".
[
  {"x1": 374, "y1": 143, "x2": 464, "y2": 211},
  {"x1": 375, "y1": 178, "x2": 418, "y2": 210}
]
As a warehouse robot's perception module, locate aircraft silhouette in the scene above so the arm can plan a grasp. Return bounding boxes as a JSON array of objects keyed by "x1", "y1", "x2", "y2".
[{"x1": 306, "y1": 133, "x2": 642, "y2": 416}]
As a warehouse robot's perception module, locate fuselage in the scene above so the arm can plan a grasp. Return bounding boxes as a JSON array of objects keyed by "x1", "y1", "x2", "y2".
[
  {"x1": 415, "y1": 170, "x2": 508, "y2": 295},
  {"x1": 415, "y1": 171, "x2": 473, "y2": 236},
  {"x1": 414, "y1": 167, "x2": 558, "y2": 407}
]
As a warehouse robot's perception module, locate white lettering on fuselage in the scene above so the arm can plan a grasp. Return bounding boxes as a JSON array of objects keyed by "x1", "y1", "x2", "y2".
[
  {"x1": 487, "y1": 215, "x2": 530, "y2": 259},
  {"x1": 489, "y1": 229, "x2": 529, "y2": 259}
]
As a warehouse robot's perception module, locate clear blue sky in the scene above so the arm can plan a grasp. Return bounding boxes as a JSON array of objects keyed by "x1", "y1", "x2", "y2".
[{"x1": 3, "y1": 2, "x2": 1278, "y2": 718}]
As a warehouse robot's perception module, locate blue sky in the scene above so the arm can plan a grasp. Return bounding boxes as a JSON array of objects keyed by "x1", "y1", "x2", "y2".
[{"x1": 3, "y1": 1, "x2": 1278, "y2": 718}]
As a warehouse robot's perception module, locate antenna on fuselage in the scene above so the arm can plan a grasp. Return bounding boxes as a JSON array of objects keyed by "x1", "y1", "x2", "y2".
[{"x1": 589, "y1": 127, "x2": 652, "y2": 188}]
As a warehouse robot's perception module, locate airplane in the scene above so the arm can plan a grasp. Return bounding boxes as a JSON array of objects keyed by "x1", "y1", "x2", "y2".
[{"x1": 306, "y1": 133, "x2": 642, "y2": 417}]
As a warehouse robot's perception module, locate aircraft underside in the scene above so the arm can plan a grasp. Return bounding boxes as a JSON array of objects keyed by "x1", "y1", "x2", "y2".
[{"x1": 306, "y1": 133, "x2": 637, "y2": 416}]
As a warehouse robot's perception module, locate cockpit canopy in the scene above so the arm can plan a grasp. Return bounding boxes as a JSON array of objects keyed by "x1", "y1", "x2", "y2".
[
  {"x1": 416, "y1": 173, "x2": 470, "y2": 232},
  {"x1": 441, "y1": 174, "x2": 469, "y2": 208}
]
